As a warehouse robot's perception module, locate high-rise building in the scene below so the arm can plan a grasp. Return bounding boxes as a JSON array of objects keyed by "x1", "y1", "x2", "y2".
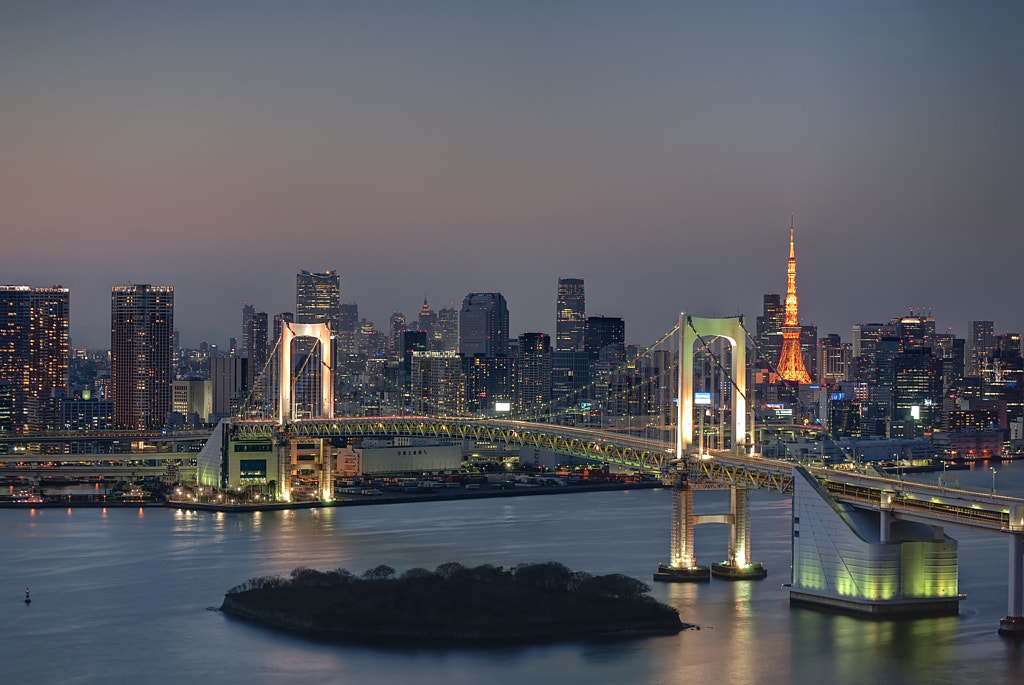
[
  {"x1": 272, "y1": 312, "x2": 294, "y2": 353},
  {"x1": 410, "y1": 351, "x2": 466, "y2": 415},
  {"x1": 338, "y1": 303, "x2": 359, "y2": 354},
  {"x1": 436, "y1": 307, "x2": 459, "y2": 352},
  {"x1": 241, "y1": 302, "x2": 255, "y2": 356},
  {"x1": 816, "y1": 334, "x2": 851, "y2": 386},
  {"x1": 584, "y1": 316, "x2": 625, "y2": 361},
  {"x1": 966, "y1": 320, "x2": 994, "y2": 377},
  {"x1": 775, "y1": 216, "x2": 811, "y2": 384},
  {"x1": 459, "y1": 292, "x2": 509, "y2": 357},
  {"x1": 892, "y1": 347, "x2": 943, "y2": 434},
  {"x1": 110, "y1": 285, "x2": 174, "y2": 430},
  {"x1": 755, "y1": 293, "x2": 784, "y2": 369},
  {"x1": 210, "y1": 356, "x2": 249, "y2": 419},
  {"x1": 517, "y1": 333, "x2": 551, "y2": 414},
  {"x1": 247, "y1": 312, "x2": 269, "y2": 389},
  {"x1": 550, "y1": 351, "x2": 590, "y2": 409},
  {"x1": 556, "y1": 278, "x2": 586, "y2": 352},
  {"x1": 296, "y1": 270, "x2": 340, "y2": 331},
  {"x1": 0, "y1": 285, "x2": 70, "y2": 432},
  {"x1": 418, "y1": 297, "x2": 437, "y2": 347}
]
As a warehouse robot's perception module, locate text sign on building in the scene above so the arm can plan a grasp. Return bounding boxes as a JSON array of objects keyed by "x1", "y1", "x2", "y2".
[{"x1": 694, "y1": 392, "x2": 712, "y2": 406}]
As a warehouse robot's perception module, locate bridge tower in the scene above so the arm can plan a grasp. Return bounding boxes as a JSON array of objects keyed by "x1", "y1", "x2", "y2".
[
  {"x1": 657, "y1": 314, "x2": 764, "y2": 582},
  {"x1": 678, "y1": 314, "x2": 747, "y2": 454},
  {"x1": 277, "y1": 322, "x2": 334, "y2": 424}
]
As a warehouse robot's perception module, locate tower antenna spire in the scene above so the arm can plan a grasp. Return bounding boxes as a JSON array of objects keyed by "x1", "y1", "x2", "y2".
[{"x1": 775, "y1": 213, "x2": 811, "y2": 384}]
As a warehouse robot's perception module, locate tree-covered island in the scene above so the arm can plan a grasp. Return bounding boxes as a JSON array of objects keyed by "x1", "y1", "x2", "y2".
[{"x1": 221, "y1": 562, "x2": 689, "y2": 645}]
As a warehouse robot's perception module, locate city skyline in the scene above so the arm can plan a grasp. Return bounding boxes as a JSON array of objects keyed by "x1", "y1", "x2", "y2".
[{"x1": 2, "y1": 2, "x2": 1021, "y2": 349}]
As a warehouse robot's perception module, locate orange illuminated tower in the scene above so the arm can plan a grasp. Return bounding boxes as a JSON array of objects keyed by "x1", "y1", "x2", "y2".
[{"x1": 775, "y1": 215, "x2": 812, "y2": 383}]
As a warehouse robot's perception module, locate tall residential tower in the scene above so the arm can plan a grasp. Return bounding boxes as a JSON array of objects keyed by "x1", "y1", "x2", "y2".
[
  {"x1": 111, "y1": 285, "x2": 174, "y2": 430},
  {"x1": 556, "y1": 278, "x2": 586, "y2": 352}
]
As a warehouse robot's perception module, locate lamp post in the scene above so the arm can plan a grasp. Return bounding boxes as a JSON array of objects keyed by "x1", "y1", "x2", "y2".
[{"x1": 991, "y1": 467, "x2": 997, "y2": 496}]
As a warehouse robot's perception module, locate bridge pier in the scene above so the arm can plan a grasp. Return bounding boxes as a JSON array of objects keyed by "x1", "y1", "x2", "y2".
[
  {"x1": 654, "y1": 475, "x2": 765, "y2": 582},
  {"x1": 654, "y1": 476, "x2": 709, "y2": 581},
  {"x1": 1000, "y1": 513, "x2": 1024, "y2": 635},
  {"x1": 712, "y1": 487, "x2": 767, "y2": 580}
]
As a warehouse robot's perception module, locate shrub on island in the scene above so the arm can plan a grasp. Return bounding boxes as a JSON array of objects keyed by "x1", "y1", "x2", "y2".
[{"x1": 221, "y1": 561, "x2": 687, "y2": 644}]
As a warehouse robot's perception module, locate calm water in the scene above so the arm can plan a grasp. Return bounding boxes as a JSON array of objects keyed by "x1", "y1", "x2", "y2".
[{"x1": 3, "y1": 463, "x2": 1024, "y2": 685}]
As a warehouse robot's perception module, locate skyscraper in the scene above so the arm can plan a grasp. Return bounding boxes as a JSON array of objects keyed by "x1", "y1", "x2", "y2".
[
  {"x1": 517, "y1": 332, "x2": 551, "y2": 413},
  {"x1": 436, "y1": 307, "x2": 459, "y2": 352},
  {"x1": 584, "y1": 315, "x2": 625, "y2": 361},
  {"x1": 0, "y1": 285, "x2": 69, "y2": 432},
  {"x1": 775, "y1": 216, "x2": 812, "y2": 384},
  {"x1": 295, "y1": 270, "x2": 340, "y2": 331},
  {"x1": 241, "y1": 302, "x2": 255, "y2": 356},
  {"x1": 556, "y1": 278, "x2": 585, "y2": 352},
  {"x1": 966, "y1": 320, "x2": 994, "y2": 377},
  {"x1": 111, "y1": 285, "x2": 173, "y2": 430},
  {"x1": 459, "y1": 292, "x2": 509, "y2": 357},
  {"x1": 755, "y1": 294, "x2": 784, "y2": 369}
]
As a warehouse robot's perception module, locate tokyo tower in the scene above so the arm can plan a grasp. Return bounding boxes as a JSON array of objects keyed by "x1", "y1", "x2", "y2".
[{"x1": 775, "y1": 214, "x2": 812, "y2": 384}]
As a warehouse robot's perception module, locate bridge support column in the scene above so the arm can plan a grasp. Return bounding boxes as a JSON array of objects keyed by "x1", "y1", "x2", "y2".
[
  {"x1": 654, "y1": 476, "x2": 709, "y2": 582},
  {"x1": 711, "y1": 487, "x2": 767, "y2": 580},
  {"x1": 1000, "y1": 532, "x2": 1024, "y2": 635}
]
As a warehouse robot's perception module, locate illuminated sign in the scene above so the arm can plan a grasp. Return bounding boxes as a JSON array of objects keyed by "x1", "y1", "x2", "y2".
[
  {"x1": 495, "y1": 402, "x2": 511, "y2": 412},
  {"x1": 694, "y1": 392, "x2": 712, "y2": 406},
  {"x1": 911, "y1": 405, "x2": 920, "y2": 420}
]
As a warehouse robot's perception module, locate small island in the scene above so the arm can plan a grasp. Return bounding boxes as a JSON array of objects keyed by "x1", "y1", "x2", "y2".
[{"x1": 221, "y1": 561, "x2": 688, "y2": 645}]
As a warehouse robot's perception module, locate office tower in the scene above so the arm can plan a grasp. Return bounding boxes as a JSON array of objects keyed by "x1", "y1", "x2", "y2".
[
  {"x1": 775, "y1": 216, "x2": 811, "y2": 383},
  {"x1": 0, "y1": 285, "x2": 70, "y2": 432},
  {"x1": 551, "y1": 351, "x2": 591, "y2": 409},
  {"x1": 556, "y1": 278, "x2": 586, "y2": 352},
  {"x1": 272, "y1": 312, "x2": 294, "y2": 353},
  {"x1": 852, "y1": 322, "x2": 897, "y2": 382},
  {"x1": 935, "y1": 333, "x2": 964, "y2": 388},
  {"x1": 584, "y1": 316, "x2": 625, "y2": 361},
  {"x1": 247, "y1": 312, "x2": 269, "y2": 389},
  {"x1": 110, "y1": 285, "x2": 174, "y2": 430},
  {"x1": 463, "y1": 354, "x2": 513, "y2": 413},
  {"x1": 966, "y1": 321, "x2": 994, "y2": 377},
  {"x1": 436, "y1": 307, "x2": 459, "y2": 352},
  {"x1": 418, "y1": 297, "x2": 437, "y2": 346},
  {"x1": 755, "y1": 293, "x2": 784, "y2": 369},
  {"x1": 410, "y1": 351, "x2": 467, "y2": 415},
  {"x1": 897, "y1": 312, "x2": 936, "y2": 350},
  {"x1": 517, "y1": 333, "x2": 551, "y2": 413},
  {"x1": 399, "y1": 330, "x2": 428, "y2": 400},
  {"x1": 210, "y1": 356, "x2": 249, "y2": 418},
  {"x1": 338, "y1": 303, "x2": 359, "y2": 354},
  {"x1": 389, "y1": 312, "x2": 407, "y2": 354},
  {"x1": 892, "y1": 347, "x2": 943, "y2": 433},
  {"x1": 296, "y1": 270, "x2": 340, "y2": 330},
  {"x1": 241, "y1": 302, "x2": 255, "y2": 356},
  {"x1": 459, "y1": 292, "x2": 509, "y2": 357},
  {"x1": 817, "y1": 334, "x2": 851, "y2": 386},
  {"x1": 172, "y1": 379, "x2": 212, "y2": 424}
]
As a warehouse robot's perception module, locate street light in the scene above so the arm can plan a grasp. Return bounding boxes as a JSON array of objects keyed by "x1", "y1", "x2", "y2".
[{"x1": 991, "y1": 467, "x2": 997, "y2": 496}]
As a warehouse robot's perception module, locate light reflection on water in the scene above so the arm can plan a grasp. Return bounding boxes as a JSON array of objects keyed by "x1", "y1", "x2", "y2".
[{"x1": 1, "y1": 469, "x2": 1023, "y2": 684}]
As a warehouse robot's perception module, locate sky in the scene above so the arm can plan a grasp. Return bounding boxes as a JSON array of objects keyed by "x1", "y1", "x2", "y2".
[{"x1": 1, "y1": 1, "x2": 1021, "y2": 350}]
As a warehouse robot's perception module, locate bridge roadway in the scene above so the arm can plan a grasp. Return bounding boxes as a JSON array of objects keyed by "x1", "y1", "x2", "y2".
[
  {"x1": 6, "y1": 418, "x2": 1023, "y2": 532},
  {"x1": 230, "y1": 416, "x2": 675, "y2": 474},
  {"x1": 694, "y1": 449, "x2": 1024, "y2": 533}
]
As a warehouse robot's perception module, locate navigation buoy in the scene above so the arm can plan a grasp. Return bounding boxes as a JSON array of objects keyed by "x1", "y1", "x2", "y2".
[{"x1": 24, "y1": 588, "x2": 31, "y2": 605}]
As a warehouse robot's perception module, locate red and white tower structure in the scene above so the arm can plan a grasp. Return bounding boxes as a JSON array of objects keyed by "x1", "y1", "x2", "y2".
[{"x1": 775, "y1": 215, "x2": 812, "y2": 384}]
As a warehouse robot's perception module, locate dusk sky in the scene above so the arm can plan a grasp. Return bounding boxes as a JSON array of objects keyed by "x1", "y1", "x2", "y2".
[{"x1": 2, "y1": 1, "x2": 1021, "y2": 350}]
